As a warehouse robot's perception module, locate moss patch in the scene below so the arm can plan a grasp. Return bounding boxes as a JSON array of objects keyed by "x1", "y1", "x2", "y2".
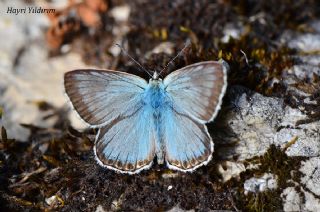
[{"x1": 227, "y1": 145, "x2": 306, "y2": 212}]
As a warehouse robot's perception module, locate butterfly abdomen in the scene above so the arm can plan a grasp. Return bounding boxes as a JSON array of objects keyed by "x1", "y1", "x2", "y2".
[{"x1": 143, "y1": 79, "x2": 174, "y2": 165}]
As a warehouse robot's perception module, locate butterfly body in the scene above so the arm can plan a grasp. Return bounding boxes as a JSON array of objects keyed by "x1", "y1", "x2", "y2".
[
  {"x1": 64, "y1": 61, "x2": 228, "y2": 174},
  {"x1": 144, "y1": 77, "x2": 167, "y2": 109}
]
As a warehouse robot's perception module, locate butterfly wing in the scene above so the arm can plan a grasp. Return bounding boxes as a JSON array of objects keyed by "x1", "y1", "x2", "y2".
[
  {"x1": 65, "y1": 69, "x2": 156, "y2": 173},
  {"x1": 163, "y1": 61, "x2": 227, "y2": 123},
  {"x1": 64, "y1": 69, "x2": 148, "y2": 127},
  {"x1": 162, "y1": 108, "x2": 213, "y2": 171},
  {"x1": 94, "y1": 105, "x2": 156, "y2": 174},
  {"x1": 161, "y1": 61, "x2": 227, "y2": 171}
]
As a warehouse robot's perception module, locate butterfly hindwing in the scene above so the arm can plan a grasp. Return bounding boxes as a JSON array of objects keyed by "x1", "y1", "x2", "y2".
[
  {"x1": 64, "y1": 69, "x2": 148, "y2": 127},
  {"x1": 94, "y1": 105, "x2": 157, "y2": 174},
  {"x1": 163, "y1": 61, "x2": 227, "y2": 123},
  {"x1": 162, "y1": 107, "x2": 213, "y2": 171}
]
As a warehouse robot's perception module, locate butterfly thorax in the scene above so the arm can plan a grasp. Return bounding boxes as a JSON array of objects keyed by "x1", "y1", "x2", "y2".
[
  {"x1": 144, "y1": 78, "x2": 170, "y2": 164},
  {"x1": 144, "y1": 78, "x2": 169, "y2": 110}
]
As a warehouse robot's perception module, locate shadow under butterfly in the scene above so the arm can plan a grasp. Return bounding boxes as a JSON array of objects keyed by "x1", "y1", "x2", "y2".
[{"x1": 64, "y1": 47, "x2": 228, "y2": 174}]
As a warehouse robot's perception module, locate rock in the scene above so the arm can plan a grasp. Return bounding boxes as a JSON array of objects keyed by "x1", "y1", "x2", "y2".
[
  {"x1": 95, "y1": 205, "x2": 106, "y2": 212},
  {"x1": 0, "y1": 45, "x2": 90, "y2": 140},
  {"x1": 282, "y1": 188, "x2": 320, "y2": 212},
  {"x1": 0, "y1": 0, "x2": 94, "y2": 140},
  {"x1": 287, "y1": 33, "x2": 320, "y2": 52},
  {"x1": 281, "y1": 187, "x2": 302, "y2": 212},
  {"x1": 300, "y1": 157, "x2": 320, "y2": 196},
  {"x1": 296, "y1": 54, "x2": 320, "y2": 67},
  {"x1": 167, "y1": 206, "x2": 194, "y2": 212},
  {"x1": 275, "y1": 19, "x2": 320, "y2": 211},
  {"x1": 108, "y1": 4, "x2": 131, "y2": 57},
  {"x1": 311, "y1": 20, "x2": 320, "y2": 33},
  {"x1": 214, "y1": 85, "x2": 319, "y2": 208},
  {"x1": 243, "y1": 173, "x2": 278, "y2": 195},
  {"x1": 217, "y1": 161, "x2": 246, "y2": 182},
  {"x1": 303, "y1": 190, "x2": 320, "y2": 212},
  {"x1": 45, "y1": 194, "x2": 64, "y2": 207},
  {"x1": 214, "y1": 86, "x2": 282, "y2": 160},
  {"x1": 110, "y1": 4, "x2": 130, "y2": 22},
  {"x1": 221, "y1": 22, "x2": 245, "y2": 43},
  {"x1": 280, "y1": 20, "x2": 320, "y2": 53},
  {"x1": 111, "y1": 194, "x2": 124, "y2": 211},
  {"x1": 214, "y1": 85, "x2": 319, "y2": 160},
  {"x1": 278, "y1": 20, "x2": 320, "y2": 118},
  {"x1": 145, "y1": 41, "x2": 175, "y2": 59},
  {"x1": 281, "y1": 157, "x2": 320, "y2": 211},
  {"x1": 161, "y1": 172, "x2": 179, "y2": 179}
]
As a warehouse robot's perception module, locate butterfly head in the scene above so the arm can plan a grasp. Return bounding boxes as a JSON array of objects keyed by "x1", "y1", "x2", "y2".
[
  {"x1": 149, "y1": 71, "x2": 163, "y2": 87},
  {"x1": 152, "y1": 71, "x2": 160, "y2": 80}
]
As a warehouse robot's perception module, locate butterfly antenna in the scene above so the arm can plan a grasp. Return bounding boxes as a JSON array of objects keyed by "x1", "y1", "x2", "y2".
[
  {"x1": 116, "y1": 44, "x2": 153, "y2": 77},
  {"x1": 240, "y1": 49, "x2": 249, "y2": 65},
  {"x1": 158, "y1": 40, "x2": 191, "y2": 76}
]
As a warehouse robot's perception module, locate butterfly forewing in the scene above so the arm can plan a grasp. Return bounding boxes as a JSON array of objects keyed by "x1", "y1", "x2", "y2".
[
  {"x1": 94, "y1": 106, "x2": 156, "y2": 174},
  {"x1": 163, "y1": 61, "x2": 227, "y2": 123},
  {"x1": 64, "y1": 69, "x2": 148, "y2": 127}
]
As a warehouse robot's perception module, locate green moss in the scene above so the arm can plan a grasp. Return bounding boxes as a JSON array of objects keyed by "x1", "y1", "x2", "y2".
[
  {"x1": 216, "y1": 31, "x2": 296, "y2": 98},
  {"x1": 228, "y1": 145, "x2": 306, "y2": 211}
]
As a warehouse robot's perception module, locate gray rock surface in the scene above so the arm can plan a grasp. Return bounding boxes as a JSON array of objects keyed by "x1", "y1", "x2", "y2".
[
  {"x1": 0, "y1": 0, "x2": 98, "y2": 140},
  {"x1": 243, "y1": 173, "x2": 278, "y2": 195},
  {"x1": 214, "y1": 85, "x2": 319, "y2": 160},
  {"x1": 281, "y1": 187, "x2": 303, "y2": 212},
  {"x1": 215, "y1": 19, "x2": 320, "y2": 211},
  {"x1": 300, "y1": 157, "x2": 320, "y2": 196}
]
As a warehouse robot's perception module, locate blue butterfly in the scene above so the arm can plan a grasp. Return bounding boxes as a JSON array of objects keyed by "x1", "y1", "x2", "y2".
[{"x1": 64, "y1": 61, "x2": 227, "y2": 174}]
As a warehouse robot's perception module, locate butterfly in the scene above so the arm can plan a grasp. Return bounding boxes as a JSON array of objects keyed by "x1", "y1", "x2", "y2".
[{"x1": 64, "y1": 60, "x2": 227, "y2": 174}]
